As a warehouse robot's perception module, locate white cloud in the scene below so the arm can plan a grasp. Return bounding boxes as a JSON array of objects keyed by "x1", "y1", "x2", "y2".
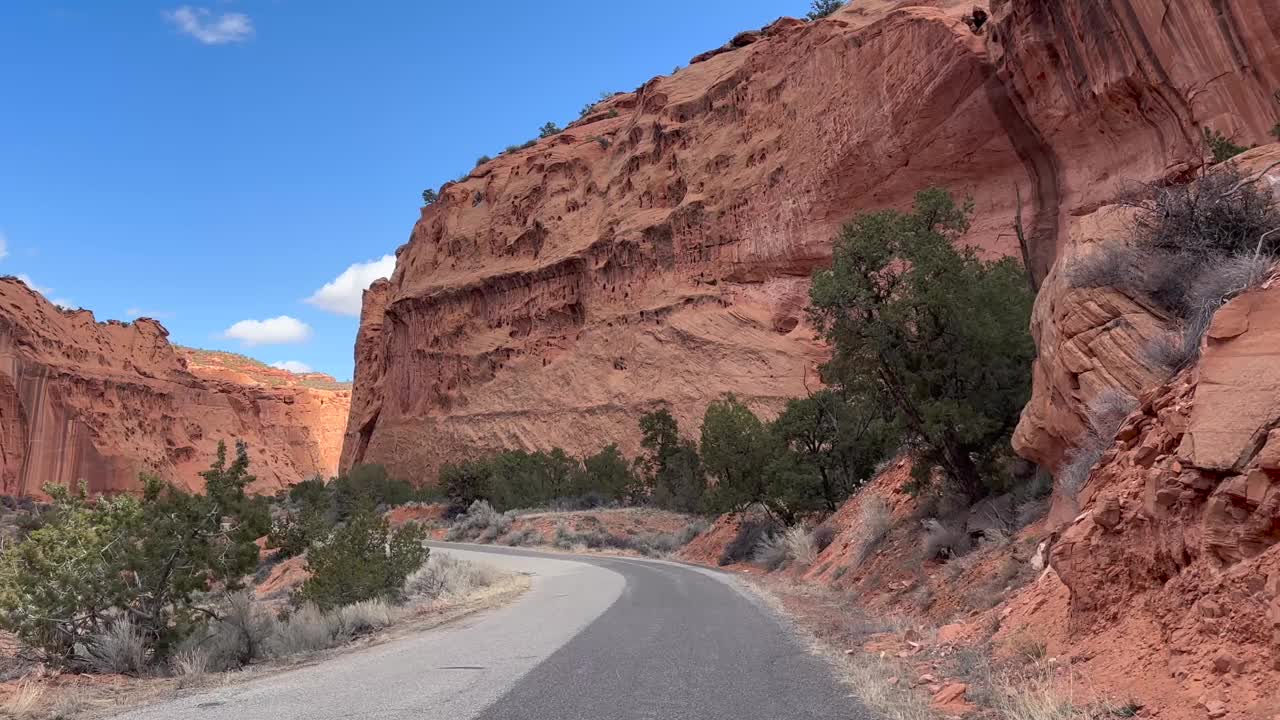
[
  {"x1": 125, "y1": 307, "x2": 176, "y2": 320},
  {"x1": 0, "y1": 232, "x2": 9, "y2": 261},
  {"x1": 223, "y1": 316, "x2": 312, "y2": 346},
  {"x1": 270, "y1": 360, "x2": 314, "y2": 374},
  {"x1": 15, "y1": 274, "x2": 50, "y2": 295},
  {"x1": 164, "y1": 6, "x2": 253, "y2": 45},
  {"x1": 13, "y1": 275, "x2": 72, "y2": 309},
  {"x1": 305, "y1": 255, "x2": 395, "y2": 316}
]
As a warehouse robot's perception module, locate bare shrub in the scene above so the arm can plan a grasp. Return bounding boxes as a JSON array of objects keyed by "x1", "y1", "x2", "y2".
[
  {"x1": 911, "y1": 582, "x2": 935, "y2": 611},
  {"x1": 1125, "y1": 168, "x2": 1280, "y2": 259},
  {"x1": 213, "y1": 591, "x2": 276, "y2": 668},
  {"x1": 85, "y1": 617, "x2": 149, "y2": 675},
  {"x1": 754, "y1": 531, "x2": 791, "y2": 571},
  {"x1": 856, "y1": 498, "x2": 892, "y2": 566},
  {"x1": 47, "y1": 688, "x2": 89, "y2": 718},
  {"x1": 2, "y1": 680, "x2": 44, "y2": 718},
  {"x1": 990, "y1": 664, "x2": 1098, "y2": 720},
  {"x1": 1014, "y1": 496, "x2": 1051, "y2": 528},
  {"x1": 552, "y1": 523, "x2": 576, "y2": 550},
  {"x1": 334, "y1": 600, "x2": 402, "y2": 637},
  {"x1": 841, "y1": 654, "x2": 934, "y2": 720},
  {"x1": 677, "y1": 519, "x2": 710, "y2": 545},
  {"x1": 631, "y1": 532, "x2": 682, "y2": 557},
  {"x1": 1058, "y1": 390, "x2": 1137, "y2": 499},
  {"x1": 921, "y1": 519, "x2": 971, "y2": 561},
  {"x1": 268, "y1": 603, "x2": 343, "y2": 657},
  {"x1": 1143, "y1": 332, "x2": 1195, "y2": 372},
  {"x1": 811, "y1": 524, "x2": 837, "y2": 552},
  {"x1": 406, "y1": 551, "x2": 509, "y2": 602},
  {"x1": 1065, "y1": 244, "x2": 1140, "y2": 290},
  {"x1": 170, "y1": 646, "x2": 211, "y2": 682},
  {"x1": 719, "y1": 516, "x2": 780, "y2": 566},
  {"x1": 942, "y1": 550, "x2": 982, "y2": 581},
  {"x1": 446, "y1": 500, "x2": 512, "y2": 542},
  {"x1": 500, "y1": 527, "x2": 542, "y2": 546},
  {"x1": 784, "y1": 525, "x2": 818, "y2": 568}
]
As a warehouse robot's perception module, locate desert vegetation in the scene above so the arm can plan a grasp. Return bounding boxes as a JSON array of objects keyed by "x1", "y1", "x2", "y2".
[
  {"x1": 0, "y1": 444, "x2": 516, "y2": 704},
  {"x1": 429, "y1": 188, "x2": 1043, "y2": 576},
  {"x1": 1068, "y1": 164, "x2": 1280, "y2": 371},
  {"x1": 806, "y1": 0, "x2": 845, "y2": 21}
]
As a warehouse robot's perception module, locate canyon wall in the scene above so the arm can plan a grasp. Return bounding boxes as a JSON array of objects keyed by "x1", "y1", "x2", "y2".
[
  {"x1": 344, "y1": 0, "x2": 1280, "y2": 481},
  {"x1": 0, "y1": 279, "x2": 350, "y2": 496}
]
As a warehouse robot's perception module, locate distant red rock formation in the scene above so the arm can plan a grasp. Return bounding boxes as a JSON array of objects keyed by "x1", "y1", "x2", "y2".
[
  {"x1": 0, "y1": 278, "x2": 349, "y2": 496},
  {"x1": 343, "y1": 0, "x2": 1280, "y2": 483}
]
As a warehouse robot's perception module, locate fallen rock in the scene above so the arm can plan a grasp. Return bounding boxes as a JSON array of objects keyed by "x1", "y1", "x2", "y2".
[{"x1": 930, "y1": 682, "x2": 975, "y2": 714}]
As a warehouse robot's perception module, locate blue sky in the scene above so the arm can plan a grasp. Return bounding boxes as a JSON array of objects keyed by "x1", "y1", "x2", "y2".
[{"x1": 0, "y1": 1, "x2": 811, "y2": 380}]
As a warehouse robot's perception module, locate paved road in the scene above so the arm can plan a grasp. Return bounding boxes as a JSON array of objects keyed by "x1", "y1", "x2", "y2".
[{"x1": 111, "y1": 543, "x2": 869, "y2": 720}]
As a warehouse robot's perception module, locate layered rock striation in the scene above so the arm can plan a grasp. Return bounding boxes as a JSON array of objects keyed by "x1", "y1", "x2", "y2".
[
  {"x1": 345, "y1": 0, "x2": 1280, "y2": 481},
  {"x1": 0, "y1": 279, "x2": 349, "y2": 496}
]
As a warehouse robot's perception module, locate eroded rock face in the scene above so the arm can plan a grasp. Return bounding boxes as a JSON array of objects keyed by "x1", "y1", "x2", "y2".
[
  {"x1": 346, "y1": 0, "x2": 1280, "y2": 481},
  {"x1": 1049, "y1": 285, "x2": 1280, "y2": 711},
  {"x1": 1016, "y1": 145, "x2": 1280, "y2": 471},
  {"x1": 0, "y1": 279, "x2": 350, "y2": 496}
]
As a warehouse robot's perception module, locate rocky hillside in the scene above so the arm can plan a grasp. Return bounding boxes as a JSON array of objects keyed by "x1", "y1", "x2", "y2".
[
  {"x1": 343, "y1": 0, "x2": 1280, "y2": 482},
  {"x1": 0, "y1": 278, "x2": 350, "y2": 495}
]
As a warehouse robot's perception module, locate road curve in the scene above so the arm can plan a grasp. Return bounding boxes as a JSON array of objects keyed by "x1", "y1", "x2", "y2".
[{"x1": 110, "y1": 543, "x2": 869, "y2": 720}]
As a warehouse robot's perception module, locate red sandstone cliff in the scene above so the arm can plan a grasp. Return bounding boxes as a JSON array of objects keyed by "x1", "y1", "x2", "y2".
[
  {"x1": 344, "y1": 0, "x2": 1280, "y2": 481},
  {"x1": 0, "y1": 279, "x2": 350, "y2": 496}
]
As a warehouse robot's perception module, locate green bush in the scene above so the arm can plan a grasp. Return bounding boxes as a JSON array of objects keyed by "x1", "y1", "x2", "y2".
[
  {"x1": 719, "y1": 517, "x2": 781, "y2": 566},
  {"x1": 768, "y1": 389, "x2": 891, "y2": 513},
  {"x1": 808, "y1": 188, "x2": 1035, "y2": 499},
  {"x1": 0, "y1": 442, "x2": 267, "y2": 665},
  {"x1": 635, "y1": 409, "x2": 706, "y2": 513},
  {"x1": 266, "y1": 506, "x2": 327, "y2": 559},
  {"x1": 573, "y1": 444, "x2": 633, "y2": 502},
  {"x1": 1203, "y1": 127, "x2": 1249, "y2": 164},
  {"x1": 296, "y1": 506, "x2": 427, "y2": 611},
  {"x1": 701, "y1": 395, "x2": 775, "y2": 515},
  {"x1": 538, "y1": 121, "x2": 562, "y2": 139},
  {"x1": 422, "y1": 188, "x2": 438, "y2": 205},
  {"x1": 330, "y1": 464, "x2": 416, "y2": 519},
  {"x1": 806, "y1": 0, "x2": 845, "y2": 20},
  {"x1": 440, "y1": 459, "x2": 493, "y2": 513}
]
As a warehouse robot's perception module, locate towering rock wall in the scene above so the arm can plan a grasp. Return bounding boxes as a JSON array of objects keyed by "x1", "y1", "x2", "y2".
[
  {"x1": 345, "y1": 0, "x2": 1280, "y2": 481},
  {"x1": 0, "y1": 279, "x2": 350, "y2": 496}
]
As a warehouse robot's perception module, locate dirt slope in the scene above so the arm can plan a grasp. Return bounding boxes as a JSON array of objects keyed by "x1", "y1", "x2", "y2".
[
  {"x1": 343, "y1": 0, "x2": 1280, "y2": 481},
  {"x1": 0, "y1": 278, "x2": 350, "y2": 495}
]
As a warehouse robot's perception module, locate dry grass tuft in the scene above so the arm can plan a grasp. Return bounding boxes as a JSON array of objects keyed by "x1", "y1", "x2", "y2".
[
  {"x1": 784, "y1": 525, "x2": 818, "y2": 568},
  {"x1": 842, "y1": 654, "x2": 935, "y2": 720},
  {"x1": 1057, "y1": 390, "x2": 1137, "y2": 500},
  {"x1": 406, "y1": 551, "x2": 512, "y2": 602},
  {"x1": 855, "y1": 498, "x2": 892, "y2": 567},
  {"x1": 990, "y1": 663, "x2": 1108, "y2": 720},
  {"x1": 333, "y1": 600, "x2": 403, "y2": 637},
  {"x1": 2, "y1": 680, "x2": 45, "y2": 718},
  {"x1": 754, "y1": 531, "x2": 791, "y2": 571},
  {"x1": 85, "y1": 618, "x2": 149, "y2": 675},
  {"x1": 268, "y1": 603, "x2": 343, "y2": 656},
  {"x1": 170, "y1": 646, "x2": 212, "y2": 687}
]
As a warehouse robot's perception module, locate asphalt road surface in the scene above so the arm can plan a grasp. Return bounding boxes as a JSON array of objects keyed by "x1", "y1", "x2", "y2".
[{"x1": 111, "y1": 543, "x2": 871, "y2": 720}]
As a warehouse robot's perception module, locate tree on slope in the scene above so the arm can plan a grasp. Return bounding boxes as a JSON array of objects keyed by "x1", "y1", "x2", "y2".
[
  {"x1": 807, "y1": 0, "x2": 845, "y2": 21},
  {"x1": 807, "y1": 188, "x2": 1035, "y2": 499}
]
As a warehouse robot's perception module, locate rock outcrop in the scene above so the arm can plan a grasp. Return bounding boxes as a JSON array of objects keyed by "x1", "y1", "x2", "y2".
[
  {"x1": 0, "y1": 279, "x2": 350, "y2": 496},
  {"x1": 345, "y1": 0, "x2": 1280, "y2": 480},
  {"x1": 1038, "y1": 282, "x2": 1280, "y2": 716},
  {"x1": 1016, "y1": 145, "x2": 1280, "y2": 472}
]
